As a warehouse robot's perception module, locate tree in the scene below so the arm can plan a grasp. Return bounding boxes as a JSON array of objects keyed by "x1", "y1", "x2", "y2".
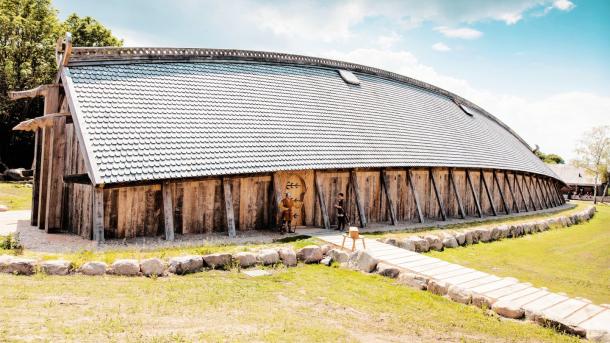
[
  {"x1": 0, "y1": 1, "x2": 121, "y2": 168},
  {"x1": 62, "y1": 13, "x2": 123, "y2": 47},
  {"x1": 534, "y1": 149, "x2": 565, "y2": 164},
  {"x1": 574, "y1": 125, "x2": 610, "y2": 204}
]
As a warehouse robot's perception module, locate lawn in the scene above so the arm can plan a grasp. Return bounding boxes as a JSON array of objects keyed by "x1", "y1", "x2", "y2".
[
  {"x1": 0, "y1": 182, "x2": 31, "y2": 210},
  {"x1": 427, "y1": 203, "x2": 610, "y2": 304},
  {"x1": 0, "y1": 265, "x2": 578, "y2": 342}
]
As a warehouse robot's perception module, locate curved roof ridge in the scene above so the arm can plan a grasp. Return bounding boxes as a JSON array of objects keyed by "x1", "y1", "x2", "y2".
[{"x1": 68, "y1": 46, "x2": 531, "y2": 150}]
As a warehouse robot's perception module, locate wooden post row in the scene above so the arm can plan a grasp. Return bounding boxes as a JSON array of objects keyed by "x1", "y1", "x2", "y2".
[
  {"x1": 429, "y1": 168, "x2": 447, "y2": 221},
  {"x1": 380, "y1": 170, "x2": 397, "y2": 225},
  {"x1": 406, "y1": 169, "x2": 424, "y2": 223}
]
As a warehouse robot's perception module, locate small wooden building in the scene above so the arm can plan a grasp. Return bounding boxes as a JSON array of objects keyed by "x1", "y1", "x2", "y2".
[{"x1": 11, "y1": 35, "x2": 566, "y2": 243}]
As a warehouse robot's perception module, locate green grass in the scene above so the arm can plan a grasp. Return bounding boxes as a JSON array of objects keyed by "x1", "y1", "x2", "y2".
[
  {"x1": 370, "y1": 202, "x2": 587, "y2": 240},
  {"x1": 427, "y1": 203, "x2": 610, "y2": 304},
  {"x1": 0, "y1": 182, "x2": 32, "y2": 210},
  {"x1": 0, "y1": 265, "x2": 579, "y2": 342}
]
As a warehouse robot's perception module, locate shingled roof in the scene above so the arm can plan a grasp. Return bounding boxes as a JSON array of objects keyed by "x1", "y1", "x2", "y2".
[{"x1": 60, "y1": 47, "x2": 559, "y2": 185}]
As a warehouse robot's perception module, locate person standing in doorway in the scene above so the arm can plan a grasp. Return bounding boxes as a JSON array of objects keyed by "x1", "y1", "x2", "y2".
[
  {"x1": 279, "y1": 192, "x2": 295, "y2": 234},
  {"x1": 334, "y1": 192, "x2": 346, "y2": 231}
]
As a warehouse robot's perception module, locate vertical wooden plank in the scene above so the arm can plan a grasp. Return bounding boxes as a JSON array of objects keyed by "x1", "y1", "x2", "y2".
[
  {"x1": 493, "y1": 170, "x2": 510, "y2": 215},
  {"x1": 381, "y1": 170, "x2": 397, "y2": 225},
  {"x1": 514, "y1": 173, "x2": 530, "y2": 212},
  {"x1": 544, "y1": 178, "x2": 558, "y2": 207},
  {"x1": 92, "y1": 187, "x2": 104, "y2": 244},
  {"x1": 315, "y1": 171, "x2": 331, "y2": 230},
  {"x1": 37, "y1": 127, "x2": 51, "y2": 229},
  {"x1": 526, "y1": 175, "x2": 542, "y2": 210},
  {"x1": 162, "y1": 181, "x2": 175, "y2": 241},
  {"x1": 550, "y1": 179, "x2": 563, "y2": 205},
  {"x1": 449, "y1": 169, "x2": 466, "y2": 219},
  {"x1": 406, "y1": 168, "x2": 424, "y2": 223},
  {"x1": 554, "y1": 181, "x2": 565, "y2": 204},
  {"x1": 350, "y1": 170, "x2": 367, "y2": 228},
  {"x1": 222, "y1": 178, "x2": 236, "y2": 238},
  {"x1": 429, "y1": 168, "x2": 447, "y2": 220},
  {"x1": 480, "y1": 169, "x2": 497, "y2": 216},
  {"x1": 504, "y1": 171, "x2": 520, "y2": 213},
  {"x1": 535, "y1": 177, "x2": 549, "y2": 209},
  {"x1": 272, "y1": 173, "x2": 283, "y2": 228},
  {"x1": 30, "y1": 128, "x2": 41, "y2": 226},
  {"x1": 465, "y1": 169, "x2": 483, "y2": 218}
]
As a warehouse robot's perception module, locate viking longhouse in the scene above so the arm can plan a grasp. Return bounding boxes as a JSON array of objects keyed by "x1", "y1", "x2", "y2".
[{"x1": 11, "y1": 36, "x2": 565, "y2": 243}]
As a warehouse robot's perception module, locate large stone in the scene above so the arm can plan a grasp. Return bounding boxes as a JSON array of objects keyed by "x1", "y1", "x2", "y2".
[
  {"x1": 168, "y1": 255, "x2": 204, "y2": 275},
  {"x1": 424, "y1": 235, "x2": 443, "y2": 251},
  {"x1": 320, "y1": 244, "x2": 333, "y2": 256},
  {"x1": 497, "y1": 225, "x2": 510, "y2": 239},
  {"x1": 397, "y1": 272, "x2": 428, "y2": 290},
  {"x1": 448, "y1": 285, "x2": 472, "y2": 304},
  {"x1": 427, "y1": 279, "x2": 449, "y2": 295},
  {"x1": 347, "y1": 250, "x2": 379, "y2": 273},
  {"x1": 441, "y1": 235, "x2": 458, "y2": 249},
  {"x1": 382, "y1": 237, "x2": 400, "y2": 247},
  {"x1": 472, "y1": 293, "x2": 494, "y2": 309},
  {"x1": 41, "y1": 260, "x2": 72, "y2": 276},
  {"x1": 297, "y1": 245, "x2": 323, "y2": 264},
  {"x1": 455, "y1": 232, "x2": 466, "y2": 246},
  {"x1": 2, "y1": 257, "x2": 36, "y2": 275},
  {"x1": 492, "y1": 301, "x2": 525, "y2": 319},
  {"x1": 233, "y1": 252, "x2": 257, "y2": 268},
  {"x1": 375, "y1": 262, "x2": 400, "y2": 278},
  {"x1": 80, "y1": 261, "x2": 107, "y2": 276},
  {"x1": 277, "y1": 247, "x2": 297, "y2": 267},
  {"x1": 257, "y1": 249, "x2": 280, "y2": 265},
  {"x1": 406, "y1": 237, "x2": 429, "y2": 252},
  {"x1": 327, "y1": 249, "x2": 349, "y2": 264},
  {"x1": 475, "y1": 229, "x2": 492, "y2": 242},
  {"x1": 490, "y1": 227, "x2": 501, "y2": 241},
  {"x1": 464, "y1": 230, "x2": 475, "y2": 244},
  {"x1": 111, "y1": 259, "x2": 140, "y2": 276},
  {"x1": 397, "y1": 238, "x2": 416, "y2": 251},
  {"x1": 203, "y1": 253, "x2": 232, "y2": 269},
  {"x1": 140, "y1": 258, "x2": 165, "y2": 276}
]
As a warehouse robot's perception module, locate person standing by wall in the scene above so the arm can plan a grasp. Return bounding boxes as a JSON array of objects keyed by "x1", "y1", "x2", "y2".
[
  {"x1": 334, "y1": 192, "x2": 347, "y2": 232},
  {"x1": 279, "y1": 192, "x2": 295, "y2": 234}
]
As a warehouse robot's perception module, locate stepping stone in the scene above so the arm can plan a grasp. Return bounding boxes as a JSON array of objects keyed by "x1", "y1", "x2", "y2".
[
  {"x1": 504, "y1": 289, "x2": 550, "y2": 308},
  {"x1": 542, "y1": 298, "x2": 589, "y2": 322},
  {"x1": 425, "y1": 264, "x2": 466, "y2": 277},
  {"x1": 563, "y1": 304, "x2": 606, "y2": 326},
  {"x1": 470, "y1": 278, "x2": 519, "y2": 295},
  {"x1": 577, "y1": 309, "x2": 610, "y2": 341},
  {"x1": 484, "y1": 282, "x2": 533, "y2": 300},
  {"x1": 433, "y1": 267, "x2": 478, "y2": 280},
  {"x1": 495, "y1": 286, "x2": 541, "y2": 303},
  {"x1": 404, "y1": 261, "x2": 448, "y2": 272},
  {"x1": 523, "y1": 293, "x2": 569, "y2": 319},
  {"x1": 457, "y1": 275, "x2": 501, "y2": 289},
  {"x1": 384, "y1": 254, "x2": 427, "y2": 264},
  {"x1": 441, "y1": 271, "x2": 489, "y2": 285},
  {"x1": 401, "y1": 257, "x2": 443, "y2": 268}
]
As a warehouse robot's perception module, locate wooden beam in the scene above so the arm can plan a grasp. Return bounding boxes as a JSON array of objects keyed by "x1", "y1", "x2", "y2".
[
  {"x1": 514, "y1": 173, "x2": 530, "y2": 212},
  {"x1": 350, "y1": 170, "x2": 367, "y2": 228},
  {"x1": 449, "y1": 169, "x2": 466, "y2": 219},
  {"x1": 406, "y1": 169, "x2": 424, "y2": 223},
  {"x1": 314, "y1": 172, "x2": 330, "y2": 230},
  {"x1": 12, "y1": 112, "x2": 71, "y2": 132},
  {"x1": 272, "y1": 173, "x2": 283, "y2": 227},
  {"x1": 7, "y1": 84, "x2": 51, "y2": 100},
  {"x1": 504, "y1": 171, "x2": 520, "y2": 213},
  {"x1": 535, "y1": 177, "x2": 549, "y2": 209},
  {"x1": 480, "y1": 169, "x2": 497, "y2": 216},
  {"x1": 551, "y1": 179, "x2": 564, "y2": 205},
  {"x1": 44, "y1": 116, "x2": 67, "y2": 233},
  {"x1": 37, "y1": 127, "x2": 51, "y2": 229},
  {"x1": 429, "y1": 168, "x2": 447, "y2": 221},
  {"x1": 380, "y1": 170, "x2": 397, "y2": 225},
  {"x1": 63, "y1": 173, "x2": 92, "y2": 184},
  {"x1": 465, "y1": 169, "x2": 483, "y2": 218},
  {"x1": 555, "y1": 182, "x2": 567, "y2": 204},
  {"x1": 92, "y1": 187, "x2": 104, "y2": 244},
  {"x1": 544, "y1": 179, "x2": 559, "y2": 207},
  {"x1": 526, "y1": 175, "x2": 543, "y2": 210},
  {"x1": 493, "y1": 170, "x2": 511, "y2": 215},
  {"x1": 222, "y1": 178, "x2": 236, "y2": 238},
  {"x1": 30, "y1": 129, "x2": 41, "y2": 226},
  {"x1": 162, "y1": 181, "x2": 175, "y2": 241}
]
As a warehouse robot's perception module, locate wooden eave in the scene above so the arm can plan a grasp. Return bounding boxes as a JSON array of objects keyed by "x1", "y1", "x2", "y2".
[
  {"x1": 12, "y1": 112, "x2": 71, "y2": 132},
  {"x1": 8, "y1": 84, "x2": 59, "y2": 100}
]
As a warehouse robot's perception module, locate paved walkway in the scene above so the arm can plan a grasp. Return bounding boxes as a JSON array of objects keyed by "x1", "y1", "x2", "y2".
[
  {"x1": 0, "y1": 210, "x2": 30, "y2": 236},
  {"x1": 315, "y1": 232, "x2": 610, "y2": 341}
]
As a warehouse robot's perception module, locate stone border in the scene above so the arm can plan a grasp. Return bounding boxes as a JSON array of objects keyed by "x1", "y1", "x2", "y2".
[{"x1": 378, "y1": 206, "x2": 596, "y2": 253}]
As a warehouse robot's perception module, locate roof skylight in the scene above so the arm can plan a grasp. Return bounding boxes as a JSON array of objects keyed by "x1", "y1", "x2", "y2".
[{"x1": 338, "y1": 69, "x2": 361, "y2": 85}]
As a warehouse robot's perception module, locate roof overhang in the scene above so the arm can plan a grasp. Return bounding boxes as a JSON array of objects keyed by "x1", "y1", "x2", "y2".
[{"x1": 12, "y1": 112, "x2": 71, "y2": 131}]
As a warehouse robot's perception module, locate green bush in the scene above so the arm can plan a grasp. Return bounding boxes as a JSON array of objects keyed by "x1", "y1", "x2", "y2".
[{"x1": 0, "y1": 233, "x2": 23, "y2": 252}]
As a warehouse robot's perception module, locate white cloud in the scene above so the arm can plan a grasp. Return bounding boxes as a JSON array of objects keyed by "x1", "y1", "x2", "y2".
[
  {"x1": 497, "y1": 12, "x2": 523, "y2": 25},
  {"x1": 434, "y1": 26, "x2": 483, "y2": 39},
  {"x1": 377, "y1": 32, "x2": 401, "y2": 49},
  {"x1": 432, "y1": 42, "x2": 451, "y2": 52},
  {"x1": 321, "y1": 48, "x2": 610, "y2": 161},
  {"x1": 553, "y1": 0, "x2": 575, "y2": 11}
]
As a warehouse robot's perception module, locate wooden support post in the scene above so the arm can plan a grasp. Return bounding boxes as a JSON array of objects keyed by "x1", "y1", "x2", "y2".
[
  {"x1": 31, "y1": 128, "x2": 42, "y2": 226},
  {"x1": 550, "y1": 179, "x2": 563, "y2": 205},
  {"x1": 272, "y1": 173, "x2": 283, "y2": 227},
  {"x1": 92, "y1": 187, "x2": 104, "y2": 244},
  {"x1": 555, "y1": 182, "x2": 567, "y2": 204},
  {"x1": 45, "y1": 116, "x2": 67, "y2": 233},
  {"x1": 527, "y1": 176, "x2": 543, "y2": 210},
  {"x1": 514, "y1": 173, "x2": 530, "y2": 212},
  {"x1": 449, "y1": 169, "x2": 466, "y2": 219},
  {"x1": 37, "y1": 127, "x2": 51, "y2": 229},
  {"x1": 406, "y1": 169, "x2": 424, "y2": 223},
  {"x1": 222, "y1": 178, "x2": 236, "y2": 238},
  {"x1": 466, "y1": 169, "x2": 483, "y2": 218},
  {"x1": 350, "y1": 170, "x2": 367, "y2": 228},
  {"x1": 314, "y1": 172, "x2": 330, "y2": 230},
  {"x1": 535, "y1": 177, "x2": 549, "y2": 209},
  {"x1": 429, "y1": 168, "x2": 447, "y2": 221},
  {"x1": 493, "y1": 170, "x2": 510, "y2": 215},
  {"x1": 381, "y1": 170, "x2": 397, "y2": 225},
  {"x1": 480, "y1": 170, "x2": 497, "y2": 216},
  {"x1": 504, "y1": 171, "x2": 519, "y2": 213},
  {"x1": 544, "y1": 179, "x2": 558, "y2": 207},
  {"x1": 162, "y1": 181, "x2": 175, "y2": 241}
]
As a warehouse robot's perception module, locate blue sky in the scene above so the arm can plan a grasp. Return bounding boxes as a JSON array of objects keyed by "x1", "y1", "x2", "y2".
[{"x1": 53, "y1": 0, "x2": 610, "y2": 160}]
